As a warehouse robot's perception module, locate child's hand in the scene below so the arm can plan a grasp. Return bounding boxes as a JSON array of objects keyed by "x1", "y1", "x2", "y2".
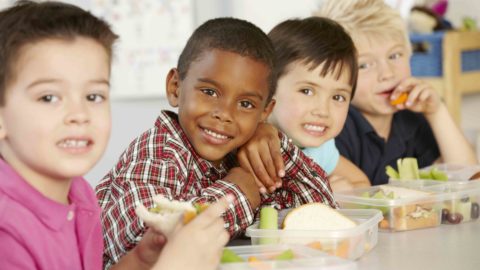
[
  {"x1": 224, "y1": 167, "x2": 261, "y2": 209},
  {"x1": 390, "y1": 77, "x2": 442, "y2": 115},
  {"x1": 152, "y1": 196, "x2": 232, "y2": 270},
  {"x1": 237, "y1": 122, "x2": 285, "y2": 194}
]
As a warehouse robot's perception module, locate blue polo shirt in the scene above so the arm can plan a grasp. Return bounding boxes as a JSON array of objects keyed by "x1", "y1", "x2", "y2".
[{"x1": 335, "y1": 107, "x2": 440, "y2": 185}]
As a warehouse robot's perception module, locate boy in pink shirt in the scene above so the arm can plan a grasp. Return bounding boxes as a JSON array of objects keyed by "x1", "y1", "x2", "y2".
[{"x1": 0, "y1": 1, "x2": 230, "y2": 270}]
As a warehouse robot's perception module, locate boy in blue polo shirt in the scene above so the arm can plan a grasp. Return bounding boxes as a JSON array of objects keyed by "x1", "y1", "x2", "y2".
[{"x1": 318, "y1": 0, "x2": 478, "y2": 185}]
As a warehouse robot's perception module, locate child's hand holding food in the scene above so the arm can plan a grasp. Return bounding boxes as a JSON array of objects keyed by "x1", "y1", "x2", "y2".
[{"x1": 390, "y1": 77, "x2": 442, "y2": 115}]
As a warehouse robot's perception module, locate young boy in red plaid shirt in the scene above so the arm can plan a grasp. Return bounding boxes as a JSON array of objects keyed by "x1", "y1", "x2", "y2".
[{"x1": 96, "y1": 17, "x2": 337, "y2": 267}]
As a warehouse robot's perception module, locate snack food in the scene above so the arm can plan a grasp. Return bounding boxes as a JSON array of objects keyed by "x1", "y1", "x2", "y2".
[
  {"x1": 135, "y1": 195, "x2": 208, "y2": 236},
  {"x1": 282, "y1": 203, "x2": 356, "y2": 230},
  {"x1": 390, "y1": 92, "x2": 408, "y2": 105},
  {"x1": 386, "y1": 157, "x2": 447, "y2": 181},
  {"x1": 356, "y1": 186, "x2": 440, "y2": 231}
]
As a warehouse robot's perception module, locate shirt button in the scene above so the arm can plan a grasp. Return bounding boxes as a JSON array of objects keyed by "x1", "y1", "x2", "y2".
[{"x1": 67, "y1": 211, "x2": 75, "y2": 221}]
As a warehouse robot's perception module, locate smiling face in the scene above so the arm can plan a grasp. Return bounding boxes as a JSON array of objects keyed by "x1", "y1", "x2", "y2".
[
  {"x1": 269, "y1": 61, "x2": 352, "y2": 148},
  {"x1": 0, "y1": 37, "x2": 111, "y2": 184},
  {"x1": 353, "y1": 36, "x2": 411, "y2": 117},
  {"x1": 166, "y1": 49, "x2": 274, "y2": 164}
]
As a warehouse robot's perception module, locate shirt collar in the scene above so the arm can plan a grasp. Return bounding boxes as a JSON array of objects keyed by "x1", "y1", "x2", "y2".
[
  {"x1": 349, "y1": 107, "x2": 376, "y2": 135},
  {"x1": 349, "y1": 107, "x2": 417, "y2": 141},
  {"x1": 0, "y1": 158, "x2": 96, "y2": 231}
]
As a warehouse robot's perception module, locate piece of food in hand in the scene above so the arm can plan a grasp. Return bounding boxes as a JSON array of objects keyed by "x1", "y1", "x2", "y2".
[
  {"x1": 135, "y1": 195, "x2": 208, "y2": 236},
  {"x1": 390, "y1": 92, "x2": 408, "y2": 105},
  {"x1": 282, "y1": 203, "x2": 356, "y2": 230}
]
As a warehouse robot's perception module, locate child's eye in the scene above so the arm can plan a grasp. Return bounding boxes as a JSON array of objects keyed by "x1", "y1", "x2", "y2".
[
  {"x1": 200, "y1": 88, "x2": 217, "y2": 97},
  {"x1": 38, "y1": 95, "x2": 59, "y2": 103},
  {"x1": 358, "y1": 62, "x2": 372, "y2": 70},
  {"x1": 239, "y1": 100, "x2": 254, "y2": 109},
  {"x1": 87, "y1": 94, "x2": 106, "y2": 103},
  {"x1": 389, "y1": 52, "x2": 403, "y2": 60},
  {"x1": 333, "y1": 95, "x2": 347, "y2": 102},
  {"x1": 299, "y1": 88, "x2": 313, "y2": 96}
]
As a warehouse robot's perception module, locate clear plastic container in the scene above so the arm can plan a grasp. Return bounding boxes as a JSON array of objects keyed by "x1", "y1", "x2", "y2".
[
  {"x1": 334, "y1": 185, "x2": 443, "y2": 232},
  {"x1": 421, "y1": 163, "x2": 480, "y2": 181},
  {"x1": 219, "y1": 244, "x2": 357, "y2": 270},
  {"x1": 245, "y1": 209, "x2": 382, "y2": 260},
  {"x1": 422, "y1": 180, "x2": 480, "y2": 224}
]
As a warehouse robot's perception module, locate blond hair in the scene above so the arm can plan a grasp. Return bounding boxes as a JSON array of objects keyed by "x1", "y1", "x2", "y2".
[{"x1": 315, "y1": 0, "x2": 411, "y2": 53}]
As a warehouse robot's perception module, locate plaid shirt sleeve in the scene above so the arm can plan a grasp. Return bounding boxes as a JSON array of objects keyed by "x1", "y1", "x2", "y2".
[
  {"x1": 261, "y1": 133, "x2": 338, "y2": 210},
  {"x1": 96, "y1": 156, "x2": 254, "y2": 267}
]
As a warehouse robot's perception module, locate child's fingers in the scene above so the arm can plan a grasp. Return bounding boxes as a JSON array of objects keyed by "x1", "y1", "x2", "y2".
[
  {"x1": 258, "y1": 142, "x2": 280, "y2": 190},
  {"x1": 405, "y1": 82, "x2": 430, "y2": 107},
  {"x1": 246, "y1": 149, "x2": 277, "y2": 191},
  {"x1": 237, "y1": 151, "x2": 267, "y2": 193},
  {"x1": 268, "y1": 139, "x2": 285, "y2": 180}
]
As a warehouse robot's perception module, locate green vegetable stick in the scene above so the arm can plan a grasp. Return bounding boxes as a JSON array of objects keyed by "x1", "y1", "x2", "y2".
[
  {"x1": 259, "y1": 207, "x2": 278, "y2": 244},
  {"x1": 220, "y1": 248, "x2": 244, "y2": 263},
  {"x1": 274, "y1": 249, "x2": 295, "y2": 260}
]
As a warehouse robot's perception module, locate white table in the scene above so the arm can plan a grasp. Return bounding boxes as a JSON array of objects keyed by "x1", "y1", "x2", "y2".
[
  {"x1": 357, "y1": 221, "x2": 480, "y2": 270},
  {"x1": 229, "y1": 221, "x2": 480, "y2": 269}
]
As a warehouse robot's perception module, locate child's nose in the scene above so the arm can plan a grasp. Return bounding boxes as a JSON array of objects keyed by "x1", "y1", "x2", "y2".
[
  {"x1": 64, "y1": 101, "x2": 90, "y2": 125},
  {"x1": 378, "y1": 61, "x2": 395, "y2": 81},
  {"x1": 212, "y1": 103, "x2": 233, "y2": 123}
]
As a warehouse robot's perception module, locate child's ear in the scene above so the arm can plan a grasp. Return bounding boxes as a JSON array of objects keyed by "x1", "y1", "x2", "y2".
[
  {"x1": 166, "y1": 68, "x2": 181, "y2": 107},
  {"x1": 260, "y1": 98, "x2": 276, "y2": 122}
]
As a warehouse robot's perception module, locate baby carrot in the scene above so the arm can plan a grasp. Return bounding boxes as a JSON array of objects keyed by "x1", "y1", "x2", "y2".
[{"x1": 390, "y1": 92, "x2": 408, "y2": 106}]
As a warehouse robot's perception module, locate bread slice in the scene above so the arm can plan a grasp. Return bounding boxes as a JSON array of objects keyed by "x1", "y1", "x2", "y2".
[{"x1": 282, "y1": 203, "x2": 356, "y2": 230}]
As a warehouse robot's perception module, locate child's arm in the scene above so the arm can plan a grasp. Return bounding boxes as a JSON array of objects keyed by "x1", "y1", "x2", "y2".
[
  {"x1": 237, "y1": 122, "x2": 285, "y2": 193},
  {"x1": 329, "y1": 156, "x2": 371, "y2": 192},
  {"x1": 391, "y1": 77, "x2": 478, "y2": 164},
  {"x1": 97, "y1": 160, "x2": 262, "y2": 267}
]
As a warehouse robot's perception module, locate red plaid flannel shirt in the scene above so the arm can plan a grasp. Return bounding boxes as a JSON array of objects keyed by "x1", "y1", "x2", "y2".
[{"x1": 96, "y1": 110, "x2": 337, "y2": 267}]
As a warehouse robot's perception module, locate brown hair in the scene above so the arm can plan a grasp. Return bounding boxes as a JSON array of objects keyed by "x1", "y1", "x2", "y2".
[
  {"x1": 0, "y1": 0, "x2": 118, "y2": 105},
  {"x1": 269, "y1": 17, "x2": 358, "y2": 97}
]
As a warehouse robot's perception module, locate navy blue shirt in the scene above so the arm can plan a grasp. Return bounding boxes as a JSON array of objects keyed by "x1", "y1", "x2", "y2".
[{"x1": 336, "y1": 107, "x2": 440, "y2": 185}]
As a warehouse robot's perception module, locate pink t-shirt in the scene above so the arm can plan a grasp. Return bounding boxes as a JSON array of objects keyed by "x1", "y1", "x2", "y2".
[{"x1": 0, "y1": 159, "x2": 103, "y2": 270}]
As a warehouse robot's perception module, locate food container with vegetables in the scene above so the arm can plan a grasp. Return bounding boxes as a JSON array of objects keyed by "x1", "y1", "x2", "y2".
[
  {"x1": 245, "y1": 205, "x2": 382, "y2": 260},
  {"x1": 335, "y1": 184, "x2": 443, "y2": 232},
  {"x1": 219, "y1": 244, "x2": 357, "y2": 270}
]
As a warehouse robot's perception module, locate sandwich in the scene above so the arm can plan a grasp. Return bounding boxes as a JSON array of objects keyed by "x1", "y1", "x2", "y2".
[
  {"x1": 135, "y1": 195, "x2": 207, "y2": 236},
  {"x1": 282, "y1": 203, "x2": 356, "y2": 230}
]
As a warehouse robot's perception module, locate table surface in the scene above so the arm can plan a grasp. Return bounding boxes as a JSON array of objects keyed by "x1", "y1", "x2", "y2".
[{"x1": 228, "y1": 221, "x2": 480, "y2": 270}]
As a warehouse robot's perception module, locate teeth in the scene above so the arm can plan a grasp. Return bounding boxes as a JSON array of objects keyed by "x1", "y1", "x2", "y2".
[
  {"x1": 304, "y1": 124, "x2": 326, "y2": 132},
  {"x1": 204, "y1": 129, "x2": 228, "y2": 140},
  {"x1": 58, "y1": 139, "x2": 89, "y2": 148}
]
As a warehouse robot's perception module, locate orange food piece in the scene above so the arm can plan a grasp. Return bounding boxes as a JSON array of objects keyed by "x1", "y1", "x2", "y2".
[
  {"x1": 248, "y1": 256, "x2": 260, "y2": 262},
  {"x1": 333, "y1": 240, "x2": 350, "y2": 259},
  {"x1": 379, "y1": 219, "x2": 390, "y2": 229},
  {"x1": 390, "y1": 92, "x2": 408, "y2": 105},
  {"x1": 183, "y1": 210, "x2": 197, "y2": 224},
  {"x1": 183, "y1": 203, "x2": 209, "y2": 224},
  {"x1": 306, "y1": 241, "x2": 323, "y2": 250}
]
